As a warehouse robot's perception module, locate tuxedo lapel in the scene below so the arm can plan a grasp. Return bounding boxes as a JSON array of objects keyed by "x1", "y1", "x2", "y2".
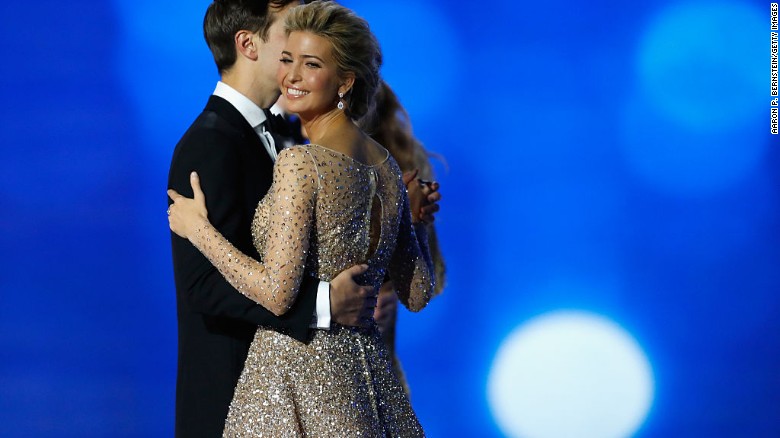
[{"x1": 204, "y1": 95, "x2": 275, "y2": 165}]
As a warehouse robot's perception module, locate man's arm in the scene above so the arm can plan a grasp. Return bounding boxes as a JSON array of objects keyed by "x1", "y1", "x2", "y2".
[{"x1": 323, "y1": 266, "x2": 377, "y2": 328}]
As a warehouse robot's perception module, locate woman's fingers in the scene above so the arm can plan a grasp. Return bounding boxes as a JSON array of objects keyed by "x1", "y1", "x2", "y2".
[
  {"x1": 190, "y1": 171, "x2": 205, "y2": 205},
  {"x1": 167, "y1": 189, "x2": 183, "y2": 202}
]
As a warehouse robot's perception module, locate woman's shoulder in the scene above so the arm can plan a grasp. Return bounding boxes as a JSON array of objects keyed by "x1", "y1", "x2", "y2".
[
  {"x1": 278, "y1": 144, "x2": 316, "y2": 160},
  {"x1": 275, "y1": 145, "x2": 320, "y2": 174},
  {"x1": 378, "y1": 150, "x2": 402, "y2": 176}
]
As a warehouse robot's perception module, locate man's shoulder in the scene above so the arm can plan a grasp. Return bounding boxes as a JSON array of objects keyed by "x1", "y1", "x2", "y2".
[
  {"x1": 178, "y1": 95, "x2": 249, "y2": 142},
  {"x1": 168, "y1": 96, "x2": 261, "y2": 178},
  {"x1": 173, "y1": 109, "x2": 246, "y2": 157},
  {"x1": 182, "y1": 108, "x2": 241, "y2": 142},
  {"x1": 169, "y1": 119, "x2": 237, "y2": 180}
]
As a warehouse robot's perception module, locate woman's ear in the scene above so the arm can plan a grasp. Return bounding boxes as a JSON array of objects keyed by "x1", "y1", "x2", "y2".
[
  {"x1": 338, "y1": 73, "x2": 356, "y2": 96},
  {"x1": 235, "y1": 30, "x2": 259, "y2": 61}
]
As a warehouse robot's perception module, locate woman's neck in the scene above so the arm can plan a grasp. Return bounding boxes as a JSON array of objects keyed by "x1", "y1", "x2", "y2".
[{"x1": 301, "y1": 109, "x2": 357, "y2": 147}]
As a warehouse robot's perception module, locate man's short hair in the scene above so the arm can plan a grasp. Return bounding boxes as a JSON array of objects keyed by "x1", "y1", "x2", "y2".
[{"x1": 203, "y1": 0, "x2": 298, "y2": 74}]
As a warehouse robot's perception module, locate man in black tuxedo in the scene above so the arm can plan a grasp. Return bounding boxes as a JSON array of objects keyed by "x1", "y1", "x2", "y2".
[{"x1": 167, "y1": 1, "x2": 378, "y2": 436}]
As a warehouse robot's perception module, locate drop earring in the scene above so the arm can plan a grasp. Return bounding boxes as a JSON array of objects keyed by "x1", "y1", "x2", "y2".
[{"x1": 337, "y1": 92, "x2": 344, "y2": 110}]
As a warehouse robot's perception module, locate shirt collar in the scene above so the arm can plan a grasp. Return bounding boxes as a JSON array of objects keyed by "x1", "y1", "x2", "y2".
[{"x1": 212, "y1": 81, "x2": 268, "y2": 129}]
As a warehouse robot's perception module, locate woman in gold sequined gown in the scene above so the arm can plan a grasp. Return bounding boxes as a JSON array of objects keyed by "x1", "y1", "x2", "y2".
[{"x1": 167, "y1": 2, "x2": 434, "y2": 436}]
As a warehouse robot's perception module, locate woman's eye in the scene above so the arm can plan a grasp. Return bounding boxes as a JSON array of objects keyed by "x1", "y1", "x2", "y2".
[
  {"x1": 279, "y1": 58, "x2": 292, "y2": 63},
  {"x1": 306, "y1": 62, "x2": 321, "y2": 68}
]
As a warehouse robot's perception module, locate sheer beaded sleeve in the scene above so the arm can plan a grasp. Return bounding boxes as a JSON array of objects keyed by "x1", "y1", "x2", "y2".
[
  {"x1": 388, "y1": 188, "x2": 435, "y2": 312},
  {"x1": 187, "y1": 147, "x2": 318, "y2": 316}
]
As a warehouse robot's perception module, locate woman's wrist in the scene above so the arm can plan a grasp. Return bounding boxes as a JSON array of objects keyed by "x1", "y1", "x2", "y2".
[{"x1": 188, "y1": 215, "x2": 210, "y2": 242}]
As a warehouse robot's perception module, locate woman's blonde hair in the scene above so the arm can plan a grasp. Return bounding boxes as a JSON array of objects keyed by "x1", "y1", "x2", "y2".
[{"x1": 285, "y1": 1, "x2": 382, "y2": 120}]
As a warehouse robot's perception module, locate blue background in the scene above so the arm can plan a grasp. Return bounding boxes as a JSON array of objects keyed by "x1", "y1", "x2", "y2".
[{"x1": 1, "y1": 0, "x2": 777, "y2": 436}]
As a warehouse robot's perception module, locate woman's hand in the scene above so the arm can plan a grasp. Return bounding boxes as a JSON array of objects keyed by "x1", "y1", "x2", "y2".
[
  {"x1": 167, "y1": 171, "x2": 209, "y2": 240},
  {"x1": 402, "y1": 169, "x2": 441, "y2": 224}
]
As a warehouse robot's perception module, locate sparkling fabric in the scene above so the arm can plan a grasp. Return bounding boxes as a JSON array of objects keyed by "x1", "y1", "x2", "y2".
[
  {"x1": 190, "y1": 144, "x2": 434, "y2": 436},
  {"x1": 226, "y1": 324, "x2": 422, "y2": 437}
]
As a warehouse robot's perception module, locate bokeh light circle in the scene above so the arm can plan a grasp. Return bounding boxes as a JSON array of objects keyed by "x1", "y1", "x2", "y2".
[
  {"x1": 622, "y1": 2, "x2": 766, "y2": 196},
  {"x1": 487, "y1": 311, "x2": 654, "y2": 438},
  {"x1": 637, "y1": 2, "x2": 764, "y2": 129}
]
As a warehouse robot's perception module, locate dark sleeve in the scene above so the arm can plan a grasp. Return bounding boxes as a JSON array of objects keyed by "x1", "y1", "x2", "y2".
[{"x1": 169, "y1": 129, "x2": 317, "y2": 341}]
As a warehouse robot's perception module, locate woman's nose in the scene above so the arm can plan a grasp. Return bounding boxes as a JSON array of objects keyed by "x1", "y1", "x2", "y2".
[{"x1": 288, "y1": 63, "x2": 302, "y2": 82}]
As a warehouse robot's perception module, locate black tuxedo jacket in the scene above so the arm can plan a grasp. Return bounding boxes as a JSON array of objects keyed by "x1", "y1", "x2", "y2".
[{"x1": 168, "y1": 95, "x2": 318, "y2": 437}]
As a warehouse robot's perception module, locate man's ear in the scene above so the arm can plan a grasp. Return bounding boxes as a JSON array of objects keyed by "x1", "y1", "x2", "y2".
[
  {"x1": 338, "y1": 73, "x2": 356, "y2": 96},
  {"x1": 235, "y1": 30, "x2": 259, "y2": 61}
]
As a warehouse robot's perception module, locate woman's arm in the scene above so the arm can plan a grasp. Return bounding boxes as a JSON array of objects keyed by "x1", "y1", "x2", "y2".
[
  {"x1": 168, "y1": 148, "x2": 317, "y2": 316},
  {"x1": 387, "y1": 187, "x2": 435, "y2": 312}
]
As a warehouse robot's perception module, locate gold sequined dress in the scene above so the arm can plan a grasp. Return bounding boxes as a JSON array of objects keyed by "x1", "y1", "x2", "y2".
[{"x1": 189, "y1": 144, "x2": 435, "y2": 437}]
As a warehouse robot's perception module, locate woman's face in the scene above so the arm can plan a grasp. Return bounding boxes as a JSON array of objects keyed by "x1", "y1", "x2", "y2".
[{"x1": 277, "y1": 31, "x2": 343, "y2": 119}]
